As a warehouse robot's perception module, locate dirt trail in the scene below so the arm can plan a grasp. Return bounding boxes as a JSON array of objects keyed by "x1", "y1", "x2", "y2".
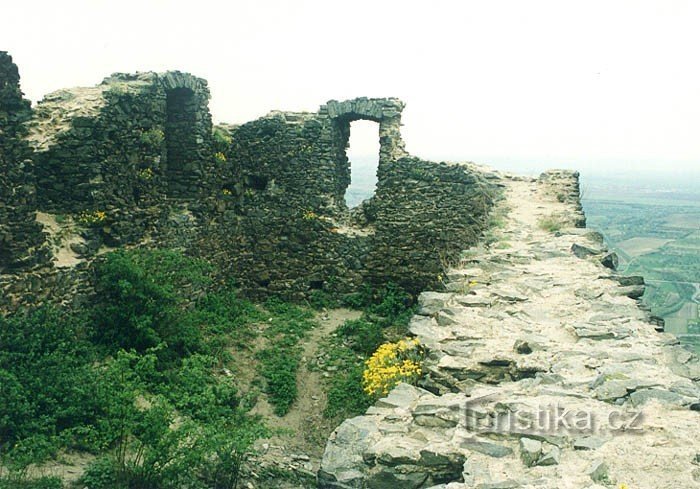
[{"x1": 252, "y1": 308, "x2": 361, "y2": 460}]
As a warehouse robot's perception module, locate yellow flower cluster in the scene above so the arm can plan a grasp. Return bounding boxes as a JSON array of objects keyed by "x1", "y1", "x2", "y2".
[
  {"x1": 221, "y1": 188, "x2": 232, "y2": 196},
  {"x1": 302, "y1": 210, "x2": 318, "y2": 220},
  {"x1": 138, "y1": 168, "x2": 154, "y2": 180},
  {"x1": 77, "y1": 210, "x2": 106, "y2": 226},
  {"x1": 362, "y1": 338, "x2": 423, "y2": 397},
  {"x1": 214, "y1": 151, "x2": 227, "y2": 162}
]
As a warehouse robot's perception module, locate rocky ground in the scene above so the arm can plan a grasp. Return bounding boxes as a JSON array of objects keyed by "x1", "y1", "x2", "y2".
[{"x1": 319, "y1": 170, "x2": 700, "y2": 489}]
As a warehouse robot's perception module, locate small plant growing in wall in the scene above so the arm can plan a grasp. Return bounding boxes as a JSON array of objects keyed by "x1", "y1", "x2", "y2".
[
  {"x1": 362, "y1": 338, "x2": 425, "y2": 397},
  {"x1": 138, "y1": 168, "x2": 154, "y2": 180},
  {"x1": 214, "y1": 151, "x2": 227, "y2": 163},
  {"x1": 139, "y1": 128, "x2": 165, "y2": 148},
  {"x1": 302, "y1": 210, "x2": 318, "y2": 221},
  {"x1": 212, "y1": 127, "x2": 232, "y2": 151},
  {"x1": 77, "y1": 210, "x2": 107, "y2": 227}
]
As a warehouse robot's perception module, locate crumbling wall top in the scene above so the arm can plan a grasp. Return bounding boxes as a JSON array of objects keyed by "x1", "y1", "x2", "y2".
[
  {"x1": 322, "y1": 97, "x2": 405, "y2": 122},
  {"x1": 26, "y1": 71, "x2": 210, "y2": 152}
]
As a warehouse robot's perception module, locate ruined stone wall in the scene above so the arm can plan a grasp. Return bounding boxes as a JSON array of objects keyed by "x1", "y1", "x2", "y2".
[
  {"x1": 0, "y1": 58, "x2": 499, "y2": 310},
  {"x1": 364, "y1": 157, "x2": 497, "y2": 294},
  {"x1": 0, "y1": 52, "x2": 50, "y2": 273},
  {"x1": 188, "y1": 110, "x2": 369, "y2": 299},
  {"x1": 187, "y1": 98, "x2": 498, "y2": 299},
  {"x1": 30, "y1": 71, "x2": 213, "y2": 215}
]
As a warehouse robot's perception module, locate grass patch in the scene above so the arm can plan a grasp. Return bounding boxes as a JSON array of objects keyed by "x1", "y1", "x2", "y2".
[
  {"x1": 0, "y1": 475, "x2": 63, "y2": 489},
  {"x1": 482, "y1": 202, "x2": 511, "y2": 246},
  {"x1": 538, "y1": 214, "x2": 567, "y2": 233},
  {"x1": 255, "y1": 299, "x2": 316, "y2": 416}
]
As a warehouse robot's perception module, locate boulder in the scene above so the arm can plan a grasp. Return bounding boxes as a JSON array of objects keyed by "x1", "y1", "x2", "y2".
[
  {"x1": 537, "y1": 445, "x2": 560, "y2": 466},
  {"x1": 318, "y1": 416, "x2": 382, "y2": 488},
  {"x1": 519, "y1": 437, "x2": 542, "y2": 467},
  {"x1": 571, "y1": 243, "x2": 603, "y2": 258},
  {"x1": 586, "y1": 459, "x2": 609, "y2": 483},
  {"x1": 418, "y1": 292, "x2": 453, "y2": 315},
  {"x1": 600, "y1": 252, "x2": 618, "y2": 270}
]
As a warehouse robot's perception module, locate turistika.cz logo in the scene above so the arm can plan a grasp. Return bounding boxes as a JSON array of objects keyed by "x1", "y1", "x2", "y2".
[{"x1": 464, "y1": 393, "x2": 645, "y2": 436}]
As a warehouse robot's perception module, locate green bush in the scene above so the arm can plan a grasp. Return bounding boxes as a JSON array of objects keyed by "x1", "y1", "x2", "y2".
[
  {"x1": 366, "y1": 283, "x2": 414, "y2": 328},
  {"x1": 80, "y1": 413, "x2": 267, "y2": 489},
  {"x1": 256, "y1": 349, "x2": 299, "y2": 416},
  {"x1": 0, "y1": 250, "x2": 273, "y2": 487},
  {"x1": 186, "y1": 289, "x2": 265, "y2": 357},
  {"x1": 176, "y1": 417, "x2": 268, "y2": 489},
  {"x1": 343, "y1": 283, "x2": 415, "y2": 328},
  {"x1": 337, "y1": 319, "x2": 384, "y2": 355},
  {"x1": 78, "y1": 456, "x2": 119, "y2": 489},
  {"x1": 92, "y1": 249, "x2": 212, "y2": 363},
  {"x1": 0, "y1": 308, "x2": 105, "y2": 457},
  {"x1": 164, "y1": 354, "x2": 239, "y2": 422},
  {"x1": 79, "y1": 401, "x2": 182, "y2": 489}
]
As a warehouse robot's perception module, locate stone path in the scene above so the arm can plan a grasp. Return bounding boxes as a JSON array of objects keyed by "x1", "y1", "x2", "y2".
[{"x1": 319, "y1": 170, "x2": 700, "y2": 489}]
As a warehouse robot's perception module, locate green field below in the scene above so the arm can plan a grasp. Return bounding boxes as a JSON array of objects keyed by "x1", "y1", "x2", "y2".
[{"x1": 584, "y1": 190, "x2": 700, "y2": 353}]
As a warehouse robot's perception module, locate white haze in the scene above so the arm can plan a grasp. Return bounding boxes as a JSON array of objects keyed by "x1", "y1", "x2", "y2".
[{"x1": 3, "y1": 0, "x2": 699, "y2": 178}]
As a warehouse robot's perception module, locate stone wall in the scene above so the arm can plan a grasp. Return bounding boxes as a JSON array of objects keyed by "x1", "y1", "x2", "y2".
[
  {"x1": 0, "y1": 52, "x2": 50, "y2": 273},
  {"x1": 364, "y1": 157, "x2": 498, "y2": 294},
  {"x1": 30, "y1": 71, "x2": 213, "y2": 215},
  {"x1": 0, "y1": 57, "x2": 499, "y2": 311},
  {"x1": 188, "y1": 98, "x2": 498, "y2": 299}
]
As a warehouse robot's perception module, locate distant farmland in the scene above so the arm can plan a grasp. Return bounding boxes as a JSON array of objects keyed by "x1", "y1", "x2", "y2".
[{"x1": 583, "y1": 182, "x2": 700, "y2": 353}]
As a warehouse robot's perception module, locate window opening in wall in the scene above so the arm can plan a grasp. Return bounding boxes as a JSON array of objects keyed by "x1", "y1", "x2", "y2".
[{"x1": 344, "y1": 120, "x2": 379, "y2": 208}]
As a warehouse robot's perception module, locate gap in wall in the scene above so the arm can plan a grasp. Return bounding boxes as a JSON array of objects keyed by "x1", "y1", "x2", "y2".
[{"x1": 344, "y1": 120, "x2": 380, "y2": 208}]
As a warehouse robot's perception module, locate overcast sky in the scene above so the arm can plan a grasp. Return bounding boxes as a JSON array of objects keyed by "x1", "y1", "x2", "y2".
[{"x1": 3, "y1": 0, "x2": 699, "y2": 177}]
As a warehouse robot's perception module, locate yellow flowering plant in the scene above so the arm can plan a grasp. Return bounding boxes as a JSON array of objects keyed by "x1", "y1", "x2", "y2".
[
  {"x1": 138, "y1": 168, "x2": 154, "y2": 180},
  {"x1": 302, "y1": 210, "x2": 318, "y2": 220},
  {"x1": 362, "y1": 338, "x2": 425, "y2": 397},
  {"x1": 77, "y1": 210, "x2": 107, "y2": 226}
]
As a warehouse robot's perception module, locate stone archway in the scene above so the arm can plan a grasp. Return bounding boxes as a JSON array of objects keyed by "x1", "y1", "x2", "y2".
[
  {"x1": 324, "y1": 98, "x2": 408, "y2": 208},
  {"x1": 159, "y1": 72, "x2": 213, "y2": 198},
  {"x1": 325, "y1": 97, "x2": 407, "y2": 163}
]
